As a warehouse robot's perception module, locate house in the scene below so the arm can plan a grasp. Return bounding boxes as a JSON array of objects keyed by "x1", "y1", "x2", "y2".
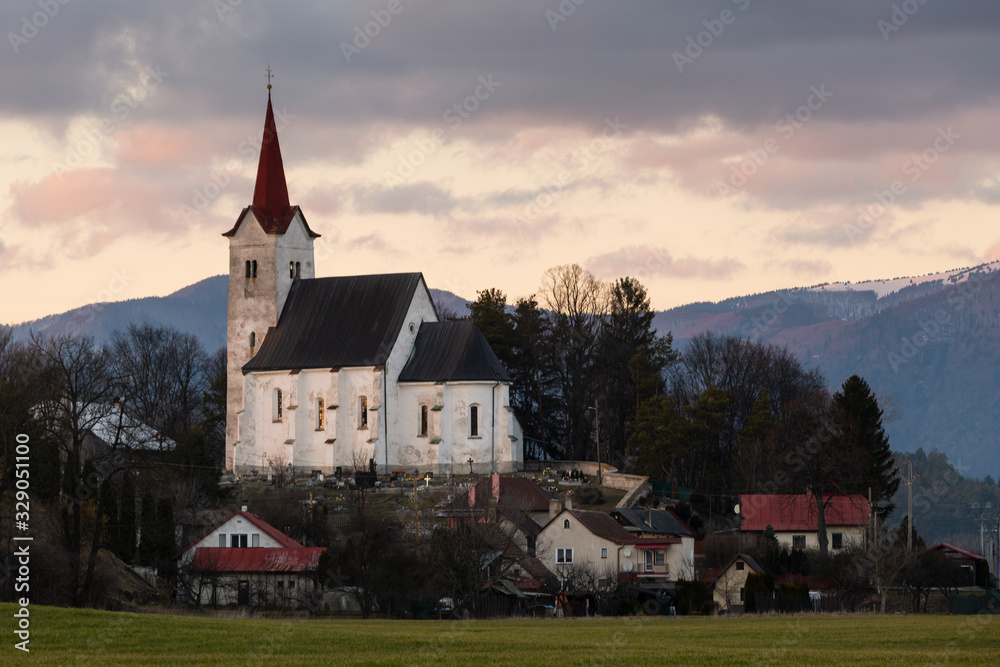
[
  {"x1": 612, "y1": 507, "x2": 696, "y2": 581},
  {"x1": 537, "y1": 501, "x2": 638, "y2": 584},
  {"x1": 738, "y1": 494, "x2": 869, "y2": 551},
  {"x1": 925, "y1": 543, "x2": 993, "y2": 588},
  {"x1": 710, "y1": 553, "x2": 766, "y2": 614},
  {"x1": 225, "y1": 89, "x2": 522, "y2": 476},
  {"x1": 175, "y1": 508, "x2": 325, "y2": 609}
]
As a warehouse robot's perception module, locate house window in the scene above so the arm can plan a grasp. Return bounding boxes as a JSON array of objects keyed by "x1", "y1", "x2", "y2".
[
  {"x1": 469, "y1": 404, "x2": 480, "y2": 437},
  {"x1": 317, "y1": 398, "x2": 325, "y2": 430},
  {"x1": 231, "y1": 534, "x2": 248, "y2": 548},
  {"x1": 793, "y1": 535, "x2": 806, "y2": 550},
  {"x1": 563, "y1": 519, "x2": 570, "y2": 529},
  {"x1": 359, "y1": 396, "x2": 368, "y2": 429},
  {"x1": 556, "y1": 548, "x2": 573, "y2": 564},
  {"x1": 249, "y1": 332, "x2": 255, "y2": 356},
  {"x1": 654, "y1": 551, "x2": 665, "y2": 566},
  {"x1": 218, "y1": 534, "x2": 226, "y2": 547},
  {"x1": 736, "y1": 561, "x2": 745, "y2": 571},
  {"x1": 288, "y1": 579, "x2": 296, "y2": 589},
  {"x1": 252, "y1": 260, "x2": 257, "y2": 279},
  {"x1": 601, "y1": 548, "x2": 608, "y2": 559},
  {"x1": 245, "y1": 260, "x2": 251, "y2": 278},
  {"x1": 277, "y1": 581, "x2": 284, "y2": 590},
  {"x1": 418, "y1": 405, "x2": 428, "y2": 437},
  {"x1": 273, "y1": 389, "x2": 283, "y2": 422},
  {"x1": 645, "y1": 551, "x2": 653, "y2": 572},
  {"x1": 740, "y1": 587, "x2": 745, "y2": 602},
  {"x1": 832, "y1": 532, "x2": 843, "y2": 550},
  {"x1": 252, "y1": 533, "x2": 259, "y2": 548}
]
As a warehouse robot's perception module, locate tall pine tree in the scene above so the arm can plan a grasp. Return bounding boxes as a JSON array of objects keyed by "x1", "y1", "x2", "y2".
[{"x1": 833, "y1": 375, "x2": 899, "y2": 518}]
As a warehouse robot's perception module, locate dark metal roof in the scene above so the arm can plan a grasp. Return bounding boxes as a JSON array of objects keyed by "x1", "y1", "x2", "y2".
[
  {"x1": 613, "y1": 509, "x2": 694, "y2": 537},
  {"x1": 398, "y1": 321, "x2": 511, "y2": 383},
  {"x1": 243, "y1": 273, "x2": 426, "y2": 372}
]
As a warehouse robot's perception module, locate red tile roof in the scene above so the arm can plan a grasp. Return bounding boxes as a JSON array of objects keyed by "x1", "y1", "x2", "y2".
[
  {"x1": 739, "y1": 494, "x2": 869, "y2": 532},
  {"x1": 189, "y1": 547, "x2": 324, "y2": 573},
  {"x1": 927, "y1": 543, "x2": 986, "y2": 561}
]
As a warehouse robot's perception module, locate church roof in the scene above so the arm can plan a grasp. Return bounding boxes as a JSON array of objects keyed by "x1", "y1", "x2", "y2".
[
  {"x1": 398, "y1": 321, "x2": 511, "y2": 383},
  {"x1": 243, "y1": 273, "x2": 429, "y2": 372},
  {"x1": 222, "y1": 93, "x2": 320, "y2": 239}
]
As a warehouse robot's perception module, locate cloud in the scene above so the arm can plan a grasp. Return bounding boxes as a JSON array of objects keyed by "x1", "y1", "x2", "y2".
[
  {"x1": 351, "y1": 182, "x2": 460, "y2": 216},
  {"x1": 586, "y1": 246, "x2": 743, "y2": 281},
  {"x1": 986, "y1": 242, "x2": 1000, "y2": 263}
]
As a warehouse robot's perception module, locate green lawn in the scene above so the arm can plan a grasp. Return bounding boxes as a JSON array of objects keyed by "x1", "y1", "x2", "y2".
[{"x1": 5, "y1": 604, "x2": 999, "y2": 665}]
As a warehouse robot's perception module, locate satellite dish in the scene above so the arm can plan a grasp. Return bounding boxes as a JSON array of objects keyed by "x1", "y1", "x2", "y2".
[
  {"x1": 622, "y1": 560, "x2": 633, "y2": 572},
  {"x1": 623, "y1": 548, "x2": 632, "y2": 558}
]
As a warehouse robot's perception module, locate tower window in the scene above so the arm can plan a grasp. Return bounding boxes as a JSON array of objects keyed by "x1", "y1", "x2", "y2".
[
  {"x1": 252, "y1": 260, "x2": 257, "y2": 279},
  {"x1": 289, "y1": 261, "x2": 294, "y2": 279},
  {"x1": 295, "y1": 261, "x2": 301, "y2": 278},
  {"x1": 317, "y1": 398, "x2": 325, "y2": 430},
  {"x1": 358, "y1": 396, "x2": 368, "y2": 429},
  {"x1": 245, "y1": 260, "x2": 251, "y2": 278},
  {"x1": 469, "y1": 404, "x2": 480, "y2": 437},
  {"x1": 273, "y1": 388, "x2": 283, "y2": 422},
  {"x1": 419, "y1": 404, "x2": 428, "y2": 437},
  {"x1": 249, "y1": 332, "x2": 255, "y2": 356}
]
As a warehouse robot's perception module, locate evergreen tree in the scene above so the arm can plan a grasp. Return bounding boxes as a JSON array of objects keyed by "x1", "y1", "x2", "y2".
[
  {"x1": 468, "y1": 288, "x2": 516, "y2": 366},
  {"x1": 833, "y1": 375, "x2": 899, "y2": 518}
]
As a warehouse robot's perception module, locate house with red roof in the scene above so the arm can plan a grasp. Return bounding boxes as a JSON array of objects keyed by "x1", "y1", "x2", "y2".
[
  {"x1": 738, "y1": 494, "x2": 869, "y2": 552},
  {"x1": 174, "y1": 508, "x2": 325, "y2": 609}
]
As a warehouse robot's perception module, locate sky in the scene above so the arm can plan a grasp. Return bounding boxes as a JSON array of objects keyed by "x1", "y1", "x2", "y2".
[{"x1": 1, "y1": 0, "x2": 999, "y2": 325}]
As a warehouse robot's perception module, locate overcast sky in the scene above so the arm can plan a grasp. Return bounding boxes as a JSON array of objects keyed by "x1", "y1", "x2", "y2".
[{"x1": 1, "y1": 0, "x2": 998, "y2": 324}]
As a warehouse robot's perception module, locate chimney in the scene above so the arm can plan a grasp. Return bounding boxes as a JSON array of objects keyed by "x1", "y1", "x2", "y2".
[
  {"x1": 492, "y1": 472, "x2": 500, "y2": 501},
  {"x1": 564, "y1": 494, "x2": 573, "y2": 511},
  {"x1": 549, "y1": 497, "x2": 563, "y2": 519}
]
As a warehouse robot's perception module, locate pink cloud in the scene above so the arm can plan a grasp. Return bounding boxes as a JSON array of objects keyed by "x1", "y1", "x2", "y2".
[
  {"x1": 117, "y1": 125, "x2": 205, "y2": 169},
  {"x1": 986, "y1": 241, "x2": 1000, "y2": 262},
  {"x1": 587, "y1": 245, "x2": 743, "y2": 281}
]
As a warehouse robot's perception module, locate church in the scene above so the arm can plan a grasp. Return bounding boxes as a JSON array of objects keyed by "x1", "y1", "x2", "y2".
[{"x1": 224, "y1": 89, "x2": 523, "y2": 476}]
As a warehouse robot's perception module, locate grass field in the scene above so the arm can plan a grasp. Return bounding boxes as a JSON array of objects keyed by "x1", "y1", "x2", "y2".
[{"x1": 4, "y1": 604, "x2": 999, "y2": 665}]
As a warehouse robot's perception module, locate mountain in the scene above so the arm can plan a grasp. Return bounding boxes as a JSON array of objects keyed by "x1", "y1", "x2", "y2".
[{"x1": 9, "y1": 262, "x2": 1000, "y2": 479}]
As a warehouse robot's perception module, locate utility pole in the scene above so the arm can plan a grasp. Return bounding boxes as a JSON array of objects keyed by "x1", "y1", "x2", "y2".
[{"x1": 587, "y1": 401, "x2": 602, "y2": 486}]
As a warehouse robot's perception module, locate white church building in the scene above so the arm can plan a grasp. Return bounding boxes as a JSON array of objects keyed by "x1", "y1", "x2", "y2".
[{"x1": 224, "y1": 90, "x2": 522, "y2": 476}]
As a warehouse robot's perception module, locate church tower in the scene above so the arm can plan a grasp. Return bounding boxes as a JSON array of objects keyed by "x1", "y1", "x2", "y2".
[{"x1": 222, "y1": 86, "x2": 320, "y2": 472}]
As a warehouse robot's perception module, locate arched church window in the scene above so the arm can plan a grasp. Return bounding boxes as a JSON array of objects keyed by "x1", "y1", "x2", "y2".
[
  {"x1": 250, "y1": 332, "x2": 255, "y2": 356},
  {"x1": 252, "y1": 260, "x2": 258, "y2": 279},
  {"x1": 317, "y1": 398, "x2": 325, "y2": 430},
  {"x1": 295, "y1": 261, "x2": 301, "y2": 279},
  {"x1": 245, "y1": 260, "x2": 251, "y2": 278},
  {"x1": 358, "y1": 396, "x2": 368, "y2": 430},
  {"x1": 273, "y1": 388, "x2": 283, "y2": 422},
  {"x1": 418, "y1": 405, "x2": 428, "y2": 437},
  {"x1": 469, "y1": 404, "x2": 480, "y2": 438},
  {"x1": 289, "y1": 261, "x2": 294, "y2": 279}
]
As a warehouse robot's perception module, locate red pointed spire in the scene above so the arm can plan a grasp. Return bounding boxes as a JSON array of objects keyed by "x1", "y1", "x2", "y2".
[{"x1": 252, "y1": 92, "x2": 290, "y2": 216}]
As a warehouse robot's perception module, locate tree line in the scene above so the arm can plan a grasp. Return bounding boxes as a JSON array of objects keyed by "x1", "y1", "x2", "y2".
[{"x1": 467, "y1": 264, "x2": 898, "y2": 555}]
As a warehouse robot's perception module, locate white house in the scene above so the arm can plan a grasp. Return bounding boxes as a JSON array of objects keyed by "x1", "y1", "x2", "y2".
[
  {"x1": 738, "y1": 494, "x2": 869, "y2": 552},
  {"x1": 224, "y1": 90, "x2": 522, "y2": 476}
]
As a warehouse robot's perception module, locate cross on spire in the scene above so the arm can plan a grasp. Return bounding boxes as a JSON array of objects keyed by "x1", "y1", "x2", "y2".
[{"x1": 266, "y1": 63, "x2": 274, "y2": 91}]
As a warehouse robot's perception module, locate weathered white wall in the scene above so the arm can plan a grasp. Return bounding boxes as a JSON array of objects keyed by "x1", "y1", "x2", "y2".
[{"x1": 537, "y1": 508, "x2": 628, "y2": 578}]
